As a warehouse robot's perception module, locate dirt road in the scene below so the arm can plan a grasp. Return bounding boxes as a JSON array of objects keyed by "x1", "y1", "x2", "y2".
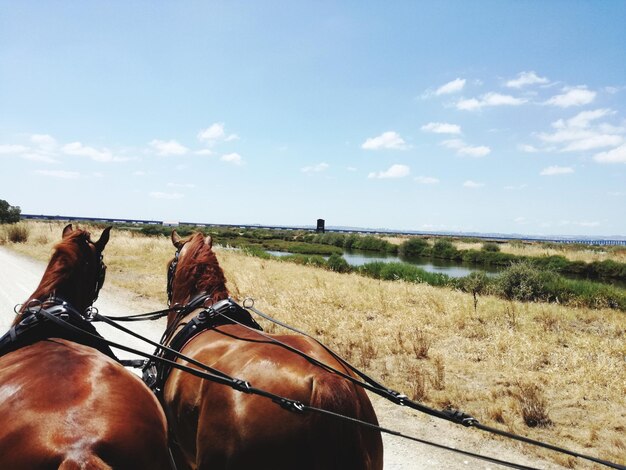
[{"x1": 0, "y1": 246, "x2": 566, "y2": 469}]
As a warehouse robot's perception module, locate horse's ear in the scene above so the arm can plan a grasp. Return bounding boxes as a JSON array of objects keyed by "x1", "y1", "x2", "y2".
[
  {"x1": 62, "y1": 224, "x2": 73, "y2": 238},
  {"x1": 171, "y1": 230, "x2": 183, "y2": 249},
  {"x1": 94, "y1": 226, "x2": 112, "y2": 252},
  {"x1": 204, "y1": 235, "x2": 213, "y2": 249}
]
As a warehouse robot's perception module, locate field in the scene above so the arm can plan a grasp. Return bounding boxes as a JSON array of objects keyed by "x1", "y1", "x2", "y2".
[{"x1": 3, "y1": 221, "x2": 625, "y2": 468}]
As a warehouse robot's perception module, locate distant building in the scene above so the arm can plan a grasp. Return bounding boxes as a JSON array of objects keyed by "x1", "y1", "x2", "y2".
[
  {"x1": 163, "y1": 221, "x2": 180, "y2": 227},
  {"x1": 316, "y1": 219, "x2": 325, "y2": 233}
]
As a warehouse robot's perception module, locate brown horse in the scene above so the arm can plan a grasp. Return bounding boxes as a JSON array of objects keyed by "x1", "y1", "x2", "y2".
[
  {"x1": 0, "y1": 224, "x2": 170, "y2": 470},
  {"x1": 162, "y1": 231, "x2": 383, "y2": 470}
]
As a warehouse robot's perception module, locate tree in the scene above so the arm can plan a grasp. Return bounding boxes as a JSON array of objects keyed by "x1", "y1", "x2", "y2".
[
  {"x1": 460, "y1": 271, "x2": 489, "y2": 313},
  {"x1": 0, "y1": 199, "x2": 21, "y2": 224}
]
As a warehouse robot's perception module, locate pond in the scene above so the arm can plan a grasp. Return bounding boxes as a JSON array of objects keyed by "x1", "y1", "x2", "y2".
[
  {"x1": 266, "y1": 249, "x2": 500, "y2": 278},
  {"x1": 266, "y1": 249, "x2": 626, "y2": 288}
]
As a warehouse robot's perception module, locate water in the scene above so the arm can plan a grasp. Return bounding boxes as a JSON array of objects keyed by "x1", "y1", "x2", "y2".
[
  {"x1": 266, "y1": 250, "x2": 500, "y2": 278},
  {"x1": 342, "y1": 251, "x2": 501, "y2": 278},
  {"x1": 266, "y1": 249, "x2": 626, "y2": 287}
]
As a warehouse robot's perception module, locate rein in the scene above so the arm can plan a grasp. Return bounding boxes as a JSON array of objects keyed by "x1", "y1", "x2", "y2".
[
  {"x1": 20, "y1": 299, "x2": 548, "y2": 470},
  {"x1": 34, "y1": 297, "x2": 624, "y2": 470}
]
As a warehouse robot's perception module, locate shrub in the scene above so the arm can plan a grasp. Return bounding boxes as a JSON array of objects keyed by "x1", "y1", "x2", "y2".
[
  {"x1": 458, "y1": 271, "x2": 490, "y2": 312},
  {"x1": 496, "y1": 261, "x2": 555, "y2": 302},
  {"x1": 351, "y1": 235, "x2": 396, "y2": 253},
  {"x1": 431, "y1": 239, "x2": 460, "y2": 259},
  {"x1": 281, "y1": 254, "x2": 327, "y2": 268},
  {"x1": 517, "y1": 382, "x2": 552, "y2": 428},
  {"x1": 7, "y1": 223, "x2": 29, "y2": 243},
  {"x1": 398, "y1": 237, "x2": 429, "y2": 257},
  {"x1": 359, "y1": 262, "x2": 450, "y2": 286},
  {"x1": 481, "y1": 242, "x2": 500, "y2": 252},
  {"x1": 327, "y1": 253, "x2": 351, "y2": 273}
]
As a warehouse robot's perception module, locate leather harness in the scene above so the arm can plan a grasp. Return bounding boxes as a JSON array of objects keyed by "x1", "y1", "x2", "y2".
[
  {"x1": 143, "y1": 297, "x2": 263, "y2": 395},
  {"x1": 0, "y1": 301, "x2": 118, "y2": 361}
]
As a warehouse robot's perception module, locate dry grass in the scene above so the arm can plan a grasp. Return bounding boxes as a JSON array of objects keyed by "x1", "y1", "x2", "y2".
[{"x1": 5, "y1": 221, "x2": 626, "y2": 468}]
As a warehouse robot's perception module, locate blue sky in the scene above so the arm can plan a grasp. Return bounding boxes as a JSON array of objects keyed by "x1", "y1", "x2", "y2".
[{"x1": 1, "y1": 1, "x2": 625, "y2": 236}]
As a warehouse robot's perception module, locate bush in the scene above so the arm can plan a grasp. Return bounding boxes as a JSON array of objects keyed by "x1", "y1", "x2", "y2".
[
  {"x1": 399, "y1": 237, "x2": 429, "y2": 257},
  {"x1": 431, "y1": 239, "x2": 460, "y2": 259},
  {"x1": 481, "y1": 242, "x2": 500, "y2": 252},
  {"x1": 0, "y1": 199, "x2": 21, "y2": 224},
  {"x1": 359, "y1": 262, "x2": 450, "y2": 286},
  {"x1": 7, "y1": 223, "x2": 29, "y2": 243},
  {"x1": 496, "y1": 261, "x2": 555, "y2": 302},
  {"x1": 327, "y1": 253, "x2": 351, "y2": 273}
]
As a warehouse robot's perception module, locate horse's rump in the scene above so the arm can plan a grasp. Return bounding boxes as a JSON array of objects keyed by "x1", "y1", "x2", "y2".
[{"x1": 0, "y1": 340, "x2": 170, "y2": 470}]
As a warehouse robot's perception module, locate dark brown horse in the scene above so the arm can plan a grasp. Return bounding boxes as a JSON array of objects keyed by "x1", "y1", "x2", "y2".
[
  {"x1": 162, "y1": 231, "x2": 383, "y2": 470},
  {"x1": 0, "y1": 224, "x2": 170, "y2": 470}
]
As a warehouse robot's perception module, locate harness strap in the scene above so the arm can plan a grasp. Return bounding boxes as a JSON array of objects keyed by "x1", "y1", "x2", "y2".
[
  {"x1": 144, "y1": 298, "x2": 262, "y2": 394},
  {"x1": 37, "y1": 308, "x2": 547, "y2": 470},
  {"x1": 0, "y1": 301, "x2": 117, "y2": 361}
]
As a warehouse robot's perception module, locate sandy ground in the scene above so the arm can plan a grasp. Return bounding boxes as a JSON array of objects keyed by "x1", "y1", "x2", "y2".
[{"x1": 0, "y1": 246, "x2": 569, "y2": 469}]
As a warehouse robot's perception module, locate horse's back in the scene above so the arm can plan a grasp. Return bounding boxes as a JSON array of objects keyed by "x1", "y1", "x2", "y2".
[
  {"x1": 0, "y1": 339, "x2": 170, "y2": 470},
  {"x1": 165, "y1": 326, "x2": 383, "y2": 470}
]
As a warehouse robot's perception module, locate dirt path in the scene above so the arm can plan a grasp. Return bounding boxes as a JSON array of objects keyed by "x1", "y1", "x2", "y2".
[{"x1": 0, "y1": 246, "x2": 568, "y2": 469}]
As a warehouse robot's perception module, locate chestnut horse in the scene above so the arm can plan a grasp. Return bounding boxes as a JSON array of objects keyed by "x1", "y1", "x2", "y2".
[
  {"x1": 0, "y1": 224, "x2": 170, "y2": 470},
  {"x1": 162, "y1": 231, "x2": 383, "y2": 470}
]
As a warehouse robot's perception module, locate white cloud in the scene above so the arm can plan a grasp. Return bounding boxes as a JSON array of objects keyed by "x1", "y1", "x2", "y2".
[
  {"x1": 435, "y1": 78, "x2": 466, "y2": 95},
  {"x1": 457, "y1": 92, "x2": 527, "y2": 111},
  {"x1": 540, "y1": 165, "x2": 574, "y2": 176},
  {"x1": 415, "y1": 176, "x2": 439, "y2": 184},
  {"x1": 36, "y1": 169, "x2": 80, "y2": 179},
  {"x1": 30, "y1": 134, "x2": 57, "y2": 150},
  {"x1": 593, "y1": 144, "x2": 626, "y2": 163},
  {"x1": 62, "y1": 141, "x2": 127, "y2": 162},
  {"x1": 22, "y1": 153, "x2": 59, "y2": 163},
  {"x1": 362, "y1": 131, "x2": 410, "y2": 150},
  {"x1": 506, "y1": 71, "x2": 549, "y2": 88},
  {"x1": 194, "y1": 149, "x2": 214, "y2": 156},
  {"x1": 167, "y1": 182, "x2": 196, "y2": 188},
  {"x1": 221, "y1": 152, "x2": 243, "y2": 166},
  {"x1": 565, "y1": 108, "x2": 613, "y2": 128},
  {"x1": 149, "y1": 191, "x2": 184, "y2": 200},
  {"x1": 561, "y1": 134, "x2": 622, "y2": 152},
  {"x1": 0, "y1": 144, "x2": 29, "y2": 154},
  {"x1": 149, "y1": 139, "x2": 188, "y2": 156},
  {"x1": 514, "y1": 216, "x2": 527, "y2": 224},
  {"x1": 458, "y1": 145, "x2": 491, "y2": 157},
  {"x1": 368, "y1": 164, "x2": 410, "y2": 179},
  {"x1": 537, "y1": 109, "x2": 624, "y2": 152},
  {"x1": 421, "y1": 122, "x2": 461, "y2": 134},
  {"x1": 442, "y1": 139, "x2": 491, "y2": 157},
  {"x1": 441, "y1": 139, "x2": 464, "y2": 149},
  {"x1": 518, "y1": 144, "x2": 540, "y2": 153},
  {"x1": 197, "y1": 123, "x2": 239, "y2": 145},
  {"x1": 505, "y1": 184, "x2": 528, "y2": 190},
  {"x1": 545, "y1": 86, "x2": 596, "y2": 108},
  {"x1": 301, "y1": 162, "x2": 329, "y2": 173},
  {"x1": 463, "y1": 180, "x2": 484, "y2": 188}
]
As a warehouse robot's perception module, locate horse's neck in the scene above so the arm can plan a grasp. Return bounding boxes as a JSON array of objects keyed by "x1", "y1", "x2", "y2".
[{"x1": 15, "y1": 259, "x2": 85, "y2": 324}]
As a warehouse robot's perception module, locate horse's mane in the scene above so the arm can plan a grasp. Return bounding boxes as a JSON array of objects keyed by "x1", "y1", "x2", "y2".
[
  {"x1": 22, "y1": 230, "x2": 93, "y2": 309},
  {"x1": 174, "y1": 233, "x2": 229, "y2": 303}
]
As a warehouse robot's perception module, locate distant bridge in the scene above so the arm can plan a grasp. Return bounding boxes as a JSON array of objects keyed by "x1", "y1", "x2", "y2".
[{"x1": 20, "y1": 214, "x2": 626, "y2": 247}]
